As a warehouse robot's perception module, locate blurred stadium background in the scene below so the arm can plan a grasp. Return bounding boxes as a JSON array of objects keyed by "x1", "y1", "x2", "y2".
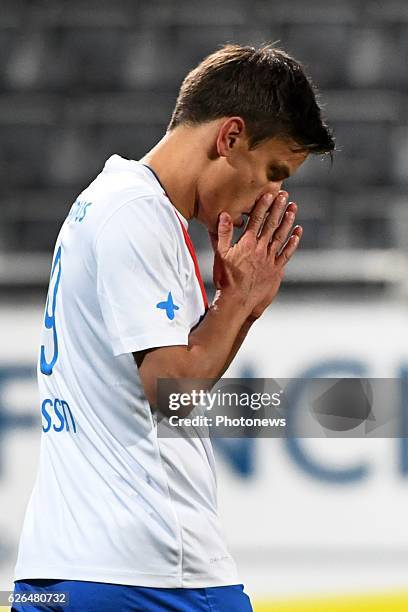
[{"x1": 1, "y1": 0, "x2": 408, "y2": 610}]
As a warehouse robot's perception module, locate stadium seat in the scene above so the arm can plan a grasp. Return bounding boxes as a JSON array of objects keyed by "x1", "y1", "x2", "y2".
[
  {"x1": 285, "y1": 24, "x2": 352, "y2": 87},
  {"x1": 391, "y1": 126, "x2": 408, "y2": 185},
  {"x1": 254, "y1": 0, "x2": 357, "y2": 25},
  {"x1": 348, "y1": 27, "x2": 408, "y2": 88},
  {"x1": 1, "y1": 0, "x2": 407, "y2": 257}
]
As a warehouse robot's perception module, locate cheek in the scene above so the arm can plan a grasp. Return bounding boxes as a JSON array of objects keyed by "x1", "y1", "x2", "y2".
[
  {"x1": 224, "y1": 171, "x2": 263, "y2": 208},
  {"x1": 230, "y1": 170, "x2": 258, "y2": 198},
  {"x1": 198, "y1": 164, "x2": 260, "y2": 219},
  {"x1": 208, "y1": 173, "x2": 242, "y2": 207},
  {"x1": 240, "y1": 176, "x2": 264, "y2": 203}
]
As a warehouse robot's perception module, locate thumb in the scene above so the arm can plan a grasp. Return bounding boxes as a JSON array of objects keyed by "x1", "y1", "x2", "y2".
[{"x1": 217, "y1": 212, "x2": 233, "y2": 257}]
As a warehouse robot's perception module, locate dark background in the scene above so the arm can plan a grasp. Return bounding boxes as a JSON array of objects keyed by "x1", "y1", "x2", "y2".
[{"x1": 1, "y1": 0, "x2": 407, "y2": 296}]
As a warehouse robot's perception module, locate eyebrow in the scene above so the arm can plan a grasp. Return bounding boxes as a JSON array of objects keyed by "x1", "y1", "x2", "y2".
[{"x1": 268, "y1": 164, "x2": 290, "y2": 181}]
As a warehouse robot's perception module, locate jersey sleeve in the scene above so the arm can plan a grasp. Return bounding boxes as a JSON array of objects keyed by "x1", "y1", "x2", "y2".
[{"x1": 94, "y1": 196, "x2": 190, "y2": 356}]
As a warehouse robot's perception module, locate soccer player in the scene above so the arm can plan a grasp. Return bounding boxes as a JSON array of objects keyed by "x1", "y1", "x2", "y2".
[{"x1": 12, "y1": 45, "x2": 334, "y2": 611}]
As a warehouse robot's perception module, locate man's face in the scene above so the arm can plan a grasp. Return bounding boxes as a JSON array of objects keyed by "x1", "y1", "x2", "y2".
[{"x1": 196, "y1": 123, "x2": 309, "y2": 235}]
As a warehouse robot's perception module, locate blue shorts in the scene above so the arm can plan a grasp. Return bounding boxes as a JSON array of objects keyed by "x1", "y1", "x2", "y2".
[{"x1": 12, "y1": 579, "x2": 253, "y2": 611}]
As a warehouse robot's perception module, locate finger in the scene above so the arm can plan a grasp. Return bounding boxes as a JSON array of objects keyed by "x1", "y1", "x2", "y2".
[
  {"x1": 275, "y1": 225, "x2": 303, "y2": 267},
  {"x1": 245, "y1": 193, "x2": 275, "y2": 236},
  {"x1": 277, "y1": 223, "x2": 303, "y2": 256},
  {"x1": 285, "y1": 201, "x2": 297, "y2": 215},
  {"x1": 257, "y1": 192, "x2": 288, "y2": 243},
  {"x1": 217, "y1": 212, "x2": 234, "y2": 257},
  {"x1": 268, "y1": 202, "x2": 297, "y2": 255}
]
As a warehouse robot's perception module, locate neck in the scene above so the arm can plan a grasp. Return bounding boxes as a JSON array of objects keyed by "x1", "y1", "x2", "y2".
[{"x1": 139, "y1": 124, "x2": 216, "y2": 221}]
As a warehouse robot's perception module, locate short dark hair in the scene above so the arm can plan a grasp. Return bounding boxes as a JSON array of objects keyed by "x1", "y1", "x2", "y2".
[{"x1": 168, "y1": 44, "x2": 335, "y2": 154}]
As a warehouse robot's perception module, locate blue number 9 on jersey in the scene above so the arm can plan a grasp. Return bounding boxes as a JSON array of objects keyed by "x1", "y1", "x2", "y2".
[{"x1": 40, "y1": 245, "x2": 62, "y2": 376}]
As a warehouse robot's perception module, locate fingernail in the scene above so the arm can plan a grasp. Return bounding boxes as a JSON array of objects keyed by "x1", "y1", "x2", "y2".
[
  {"x1": 264, "y1": 194, "x2": 273, "y2": 205},
  {"x1": 219, "y1": 213, "x2": 230, "y2": 225}
]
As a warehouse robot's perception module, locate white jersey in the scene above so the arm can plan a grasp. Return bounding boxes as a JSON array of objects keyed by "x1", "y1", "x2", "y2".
[{"x1": 14, "y1": 155, "x2": 239, "y2": 588}]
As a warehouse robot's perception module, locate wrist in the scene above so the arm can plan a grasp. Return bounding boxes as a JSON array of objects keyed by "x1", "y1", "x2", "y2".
[{"x1": 212, "y1": 288, "x2": 253, "y2": 319}]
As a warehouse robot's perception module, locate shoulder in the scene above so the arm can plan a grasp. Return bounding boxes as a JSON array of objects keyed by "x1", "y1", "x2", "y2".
[
  {"x1": 94, "y1": 193, "x2": 183, "y2": 250},
  {"x1": 92, "y1": 199, "x2": 188, "y2": 280},
  {"x1": 88, "y1": 157, "x2": 184, "y2": 251}
]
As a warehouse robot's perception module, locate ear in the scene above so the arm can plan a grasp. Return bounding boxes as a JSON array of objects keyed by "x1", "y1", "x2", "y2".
[{"x1": 216, "y1": 117, "x2": 246, "y2": 158}]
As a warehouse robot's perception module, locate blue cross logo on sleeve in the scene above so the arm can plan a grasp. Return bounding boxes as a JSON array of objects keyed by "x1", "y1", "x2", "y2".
[{"x1": 156, "y1": 292, "x2": 179, "y2": 320}]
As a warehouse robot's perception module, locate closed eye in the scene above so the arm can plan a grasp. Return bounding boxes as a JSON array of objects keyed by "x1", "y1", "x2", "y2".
[
  {"x1": 267, "y1": 164, "x2": 290, "y2": 182},
  {"x1": 268, "y1": 173, "x2": 283, "y2": 182}
]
